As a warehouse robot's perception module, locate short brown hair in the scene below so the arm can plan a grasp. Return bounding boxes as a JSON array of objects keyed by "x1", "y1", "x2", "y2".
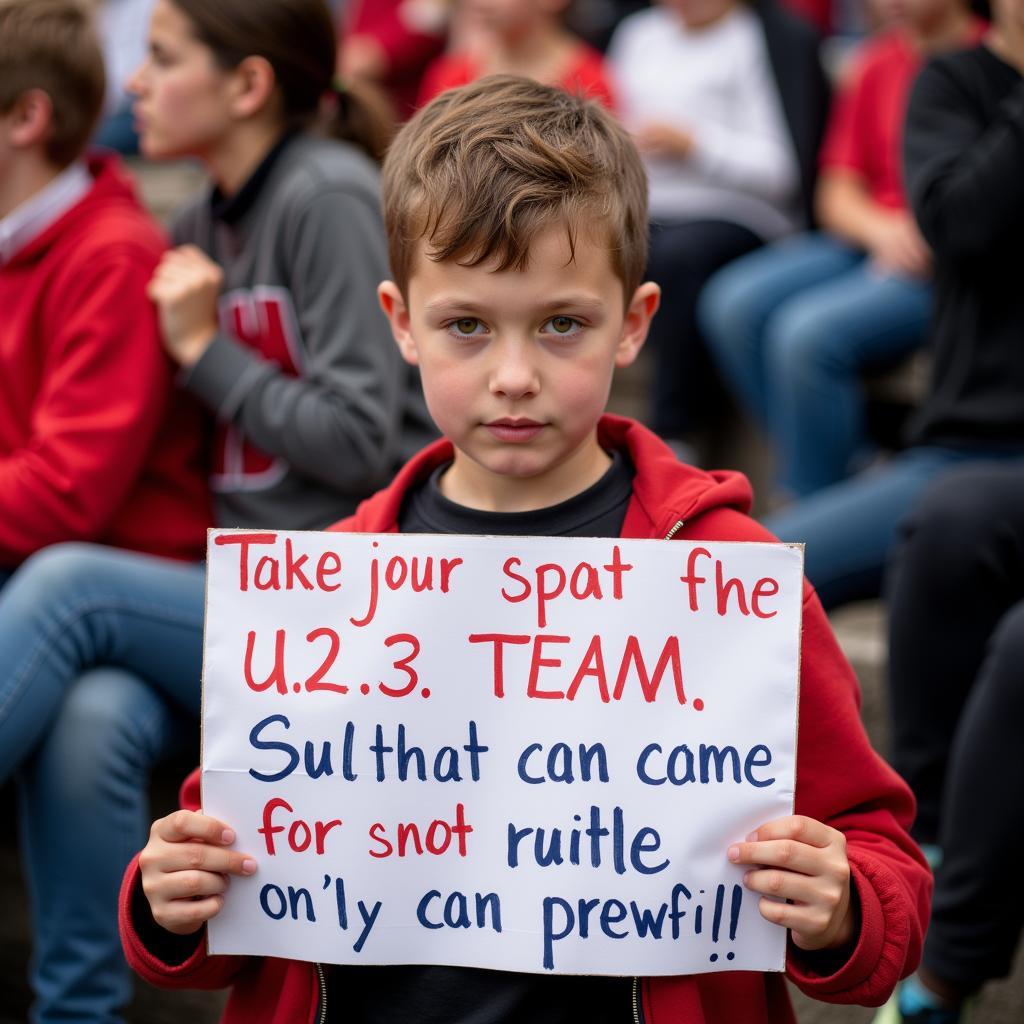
[
  {"x1": 382, "y1": 75, "x2": 649, "y2": 300},
  {"x1": 0, "y1": 0, "x2": 106, "y2": 168}
]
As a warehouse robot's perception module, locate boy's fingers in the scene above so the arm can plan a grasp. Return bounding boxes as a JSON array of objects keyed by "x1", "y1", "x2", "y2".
[
  {"x1": 223, "y1": 851, "x2": 258, "y2": 877},
  {"x1": 728, "y1": 838, "x2": 829, "y2": 876},
  {"x1": 158, "y1": 869, "x2": 231, "y2": 901},
  {"x1": 745, "y1": 815, "x2": 838, "y2": 849},
  {"x1": 742, "y1": 868, "x2": 823, "y2": 906},
  {"x1": 153, "y1": 810, "x2": 236, "y2": 846},
  {"x1": 756, "y1": 896, "x2": 832, "y2": 941},
  {"x1": 148, "y1": 841, "x2": 256, "y2": 877},
  {"x1": 156, "y1": 895, "x2": 224, "y2": 935}
]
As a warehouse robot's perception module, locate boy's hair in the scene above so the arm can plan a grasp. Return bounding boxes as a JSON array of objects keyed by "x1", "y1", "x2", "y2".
[
  {"x1": 0, "y1": 0, "x2": 106, "y2": 168},
  {"x1": 382, "y1": 75, "x2": 649, "y2": 300}
]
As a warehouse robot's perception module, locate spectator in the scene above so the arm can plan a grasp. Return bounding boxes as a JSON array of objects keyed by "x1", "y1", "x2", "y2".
[
  {"x1": 0, "y1": 0, "x2": 433, "y2": 1018},
  {"x1": 341, "y1": 0, "x2": 451, "y2": 118},
  {"x1": 699, "y1": 0, "x2": 984, "y2": 500},
  {"x1": 879, "y1": 464, "x2": 1024, "y2": 1022},
  {"x1": 418, "y1": 0, "x2": 615, "y2": 108},
  {"x1": 0, "y1": 0, "x2": 209, "y2": 584},
  {"x1": 762, "y1": 0, "x2": 1024, "y2": 608},
  {"x1": 608, "y1": 0, "x2": 829, "y2": 457}
]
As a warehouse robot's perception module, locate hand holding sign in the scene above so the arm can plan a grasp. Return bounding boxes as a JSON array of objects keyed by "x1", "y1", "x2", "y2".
[
  {"x1": 728, "y1": 815, "x2": 853, "y2": 952},
  {"x1": 138, "y1": 810, "x2": 257, "y2": 935}
]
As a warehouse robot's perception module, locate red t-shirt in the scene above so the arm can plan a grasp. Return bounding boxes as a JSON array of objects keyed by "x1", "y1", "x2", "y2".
[
  {"x1": 417, "y1": 42, "x2": 616, "y2": 110},
  {"x1": 820, "y1": 23, "x2": 985, "y2": 210}
]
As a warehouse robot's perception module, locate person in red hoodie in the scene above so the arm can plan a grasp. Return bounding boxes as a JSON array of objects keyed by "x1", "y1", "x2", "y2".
[
  {"x1": 0, "y1": 0, "x2": 210, "y2": 579},
  {"x1": 120, "y1": 76, "x2": 930, "y2": 1024}
]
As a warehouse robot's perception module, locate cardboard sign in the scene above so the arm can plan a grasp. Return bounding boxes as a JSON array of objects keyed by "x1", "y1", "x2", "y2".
[{"x1": 202, "y1": 530, "x2": 803, "y2": 975}]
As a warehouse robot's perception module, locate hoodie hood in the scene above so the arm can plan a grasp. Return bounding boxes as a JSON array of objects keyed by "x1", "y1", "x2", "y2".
[
  {"x1": 333, "y1": 414, "x2": 753, "y2": 539},
  {"x1": 8, "y1": 151, "x2": 158, "y2": 269}
]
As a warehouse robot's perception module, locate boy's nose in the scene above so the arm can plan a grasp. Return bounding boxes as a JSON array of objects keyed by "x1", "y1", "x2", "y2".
[{"x1": 489, "y1": 341, "x2": 540, "y2": 400}]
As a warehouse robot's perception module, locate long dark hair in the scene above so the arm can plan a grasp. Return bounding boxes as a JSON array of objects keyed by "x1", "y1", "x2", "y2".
[{"x1": 169, "y1": 0, "x2": 393, "y2": 162}]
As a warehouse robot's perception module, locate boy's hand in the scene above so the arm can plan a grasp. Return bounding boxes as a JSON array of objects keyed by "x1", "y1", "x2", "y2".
[
  {"x1": 147, "y1": 245, "x2": 223, "y2": 368},
  {"x1": 728, "y1": 815, "x2": 854, "y2": 952},
  {"x1": 139, "y1": 810, "x2": 256, "y2": 936}
]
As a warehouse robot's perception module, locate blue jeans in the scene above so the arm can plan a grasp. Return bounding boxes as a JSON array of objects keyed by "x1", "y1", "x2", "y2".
[
  {"x1": 19, "y1": 670, "x2": 188, "y2": 1024},
  {"x1": 764, "y1": 446, "x2": 1024, "y2": 609},
  {"x1": 699, "y1": 233, "x2": 932, "y2": 496},
  {"x1": 0, "y1": 543, "x2": 206, "y2": 1023}
]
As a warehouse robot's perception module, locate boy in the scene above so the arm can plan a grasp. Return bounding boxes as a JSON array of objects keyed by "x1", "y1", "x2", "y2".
[
  {"x1": 121, "y1": 76, "x2": 930, "y2": 1023},
  {"x1": 0, "y1": 0, "x2": 209, "y2": 577}
]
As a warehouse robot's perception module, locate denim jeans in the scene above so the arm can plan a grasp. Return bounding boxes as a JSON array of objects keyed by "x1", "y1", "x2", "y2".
[
  {"x1": 764, "y1": 446, "x2": 1024, "y2": 609},
  {"x1": 19, "y1": 670, "x2": 189, "y2": 1023},
  {"x1": 0, "y1": 543, "x2": 206, "y2": 1023},
  {"x1": 699, "y1": 233, "x2": 932, "y2": 496}
]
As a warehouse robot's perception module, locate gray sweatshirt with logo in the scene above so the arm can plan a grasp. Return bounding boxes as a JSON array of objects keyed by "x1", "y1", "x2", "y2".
[{"x1": 174, "y1": 133, "x2": 434, "y2": 531}]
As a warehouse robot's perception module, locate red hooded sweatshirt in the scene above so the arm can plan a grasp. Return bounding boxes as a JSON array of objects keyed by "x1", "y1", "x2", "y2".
[
  {"x1": 120, "y1": 416, "x2": 930, "y2": 1023},
  {"x1": 0, "y1": 153, "x2": 211, "y2": 566}
]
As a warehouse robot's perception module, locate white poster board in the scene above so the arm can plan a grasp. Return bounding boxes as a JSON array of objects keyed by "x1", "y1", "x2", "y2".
[{"x1": 202, "y1": 530, "x2": 803, "y2": 976}]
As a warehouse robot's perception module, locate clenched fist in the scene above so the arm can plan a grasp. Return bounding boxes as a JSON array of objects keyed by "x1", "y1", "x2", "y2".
[{"x1": 147, "y1": 244, "x2": 223, "y2": 368}]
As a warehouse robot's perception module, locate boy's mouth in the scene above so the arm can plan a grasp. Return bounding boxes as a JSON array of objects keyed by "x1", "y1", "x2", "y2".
[{"x1": 485, "y1": 418, "x2": 546, "y2": 443}]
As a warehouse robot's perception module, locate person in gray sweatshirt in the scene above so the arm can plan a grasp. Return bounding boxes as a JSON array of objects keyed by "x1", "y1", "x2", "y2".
[{"x1": 0, "y1": 1, "x2": 433, "y2": 1020}]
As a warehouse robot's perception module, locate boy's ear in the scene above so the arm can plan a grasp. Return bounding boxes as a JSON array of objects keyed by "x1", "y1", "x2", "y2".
[
  {"x1": 615, "y1": 281, "x2": 660, "y2": 369},
  {"x1": 378, "y1": 281, "x2": 419, "y2": 365},
  {"x1": 229, "y1": 56, "x2": 277, "y2": 119},
  {"x1": 6, "y1": 89, "x2": 54, "y2": 150}
]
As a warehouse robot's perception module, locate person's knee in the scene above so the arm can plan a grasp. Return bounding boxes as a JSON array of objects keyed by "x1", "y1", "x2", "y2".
[
  {"x1": 40, "y1": 669, "x2": 168, "y2": 798},
  {"x1": 764, "y1": 297, "x2": 846, "y2": 381},
  {"x1": 902, "y1": 468, "x2": 1017, "y2": 561},
  {"x1": 8, "y1": 543, "x2": 114, "y2": 609},
  {"x1": 697, "y1": 264, "x2": 761, "y2": 354}
]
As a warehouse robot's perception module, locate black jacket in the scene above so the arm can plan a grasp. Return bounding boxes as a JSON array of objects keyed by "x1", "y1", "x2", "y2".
[
  {"x1": 754, "y1": 0, "x2": 831, "y2": 227},
  {"x1": 903, "y1": 46, "x2": 1024, "y2": 446}
]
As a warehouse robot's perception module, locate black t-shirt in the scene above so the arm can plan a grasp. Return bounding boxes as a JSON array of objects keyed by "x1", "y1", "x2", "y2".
[
  {"x1": 903, "y1": 46, "x2": 1024, "y2": 448},
  {"x1": 398, "y1": 451, "x2": 635, "y2": 537},
  {"x1": 328, "y1": 452, "x2": 636, "y2": 1023}
]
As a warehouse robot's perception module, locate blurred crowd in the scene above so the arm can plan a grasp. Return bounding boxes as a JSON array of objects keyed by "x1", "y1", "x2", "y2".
[{"x1": 1, "y1": 1, "x2": 1022, "y2": 1022}]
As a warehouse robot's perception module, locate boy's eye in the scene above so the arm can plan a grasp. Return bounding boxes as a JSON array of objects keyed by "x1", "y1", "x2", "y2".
[
  {"x1": 448, "y1": 318, "x2": 485, "y2": 337},
  {"x1": 541, "y1": 316, "x2": 583, "y2": 337}
]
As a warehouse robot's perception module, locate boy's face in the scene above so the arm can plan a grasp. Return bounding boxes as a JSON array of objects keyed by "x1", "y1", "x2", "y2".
[
  {"x1": 379, "y1": 224, "x2": 659, "y2": 512},
  {"x1": 462, "y1": 0, "x2": 569, "y2": 35}
]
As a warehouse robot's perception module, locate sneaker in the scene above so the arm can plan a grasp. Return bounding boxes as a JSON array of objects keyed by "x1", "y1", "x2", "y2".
[{"x1": 870, "y1": 979, "x2": 969, "y2": 1024}]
